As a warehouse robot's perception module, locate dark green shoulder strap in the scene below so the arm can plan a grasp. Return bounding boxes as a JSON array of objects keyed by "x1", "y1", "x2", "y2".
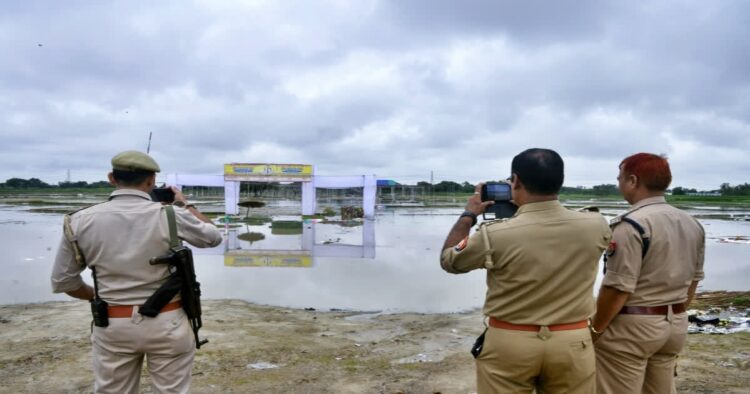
[{"x1": 165, "y1": 205, "x2": 180, "y2": 248}]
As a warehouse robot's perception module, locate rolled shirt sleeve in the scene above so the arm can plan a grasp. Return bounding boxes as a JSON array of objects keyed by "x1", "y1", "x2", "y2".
[
  {"x1": 174, "y1": 208, "x2": 223, "y2": 248},
  {"x1": 50, "y1": 235, "x2": 86, "y2": 293},
  {"x1": 601, "y1": 223, "x2": 642, "y2": 293},
  {"x1": 440, "y1": 231, "x2": 487, "y2": 274}
]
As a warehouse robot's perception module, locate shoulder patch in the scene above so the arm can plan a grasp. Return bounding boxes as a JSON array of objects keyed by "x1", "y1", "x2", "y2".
[
  {"x1": 606, "y1": 241, "x2": 617, "y2": 257},
  {"x1": 454, "y1": 237, "x2": 468, "y2": 252}
]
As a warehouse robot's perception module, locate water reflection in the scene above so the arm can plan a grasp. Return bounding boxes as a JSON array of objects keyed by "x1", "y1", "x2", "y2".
[
  {"x1": 222, "y1": 219, "x2": 375, "y2": 267},
  {"x1": 0, "y1": 204, "x2": 748, "y2": 312}
]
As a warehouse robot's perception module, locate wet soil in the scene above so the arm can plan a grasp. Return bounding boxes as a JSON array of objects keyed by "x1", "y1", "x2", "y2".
[{"x1": 1, "y1": 299, "x2": 748, "y2": 393}]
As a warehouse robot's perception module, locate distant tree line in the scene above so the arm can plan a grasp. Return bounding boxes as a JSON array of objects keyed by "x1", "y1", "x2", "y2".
[
  {"x1": 416, "y1": 181, "x2": 476, "y2": 193},
  {"x1": 719, "y1": 183, "x2": 750, "y2": 196},
  {"x1": 414, "y1": 181, "x2": 750, "y2": 196},
  {"x1": 671, "y1": 187, "x2": 698, "y2": 195},
  {"x1": 0, "y1": 177, "x2": 112, "y2": 189},
  {"x1": 3, "y1": 176, "x2": 749, "y2": 196},
  {"x1": 413, "y1": 181, "x2": 623, "y2": 195}
]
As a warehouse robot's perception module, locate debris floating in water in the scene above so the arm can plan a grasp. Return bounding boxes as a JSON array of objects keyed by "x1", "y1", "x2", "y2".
[{"x1": 717, "y1": 235, "x2": 750, "y2": 244}]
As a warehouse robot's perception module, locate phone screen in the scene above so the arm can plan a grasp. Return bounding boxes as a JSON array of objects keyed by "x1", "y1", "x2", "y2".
[{"x1": 484, "y1": 183, "x2": 512, "y2": 201}]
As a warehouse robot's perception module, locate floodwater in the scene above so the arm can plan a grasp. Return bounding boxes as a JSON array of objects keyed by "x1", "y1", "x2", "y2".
[{"x1": 1, "y1": 203, "x2": 748, "y2": 312}]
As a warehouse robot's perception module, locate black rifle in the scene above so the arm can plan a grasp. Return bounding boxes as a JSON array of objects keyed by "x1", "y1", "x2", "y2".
[{"x1": 142, "y1": 245, "x2": 208, "y2": 349}]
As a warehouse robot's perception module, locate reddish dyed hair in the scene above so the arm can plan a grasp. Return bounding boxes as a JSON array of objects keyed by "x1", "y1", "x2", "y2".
[{"x1": 620, "y1": 153, "x2": 672, "y2": 191}]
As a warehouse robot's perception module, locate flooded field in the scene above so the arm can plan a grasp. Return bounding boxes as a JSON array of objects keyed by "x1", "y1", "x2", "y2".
[{"x1": 1, "y1": 199, "x2": 749, "y2": 312}]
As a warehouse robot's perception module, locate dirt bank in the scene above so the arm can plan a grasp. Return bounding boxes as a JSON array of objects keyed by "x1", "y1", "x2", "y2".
[{"x1": 1, "y1": 300, "x2": 748, "y2": 393}]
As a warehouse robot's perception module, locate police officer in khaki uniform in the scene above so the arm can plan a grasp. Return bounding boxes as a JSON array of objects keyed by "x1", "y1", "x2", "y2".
[
  {"x1": 591, "y1": 153, "x2": 705, "y2": 394},
  {"x1": 51, "y1": 151, "x2": 223, "y2": 394},
  {"x1": 441, "y1": 148, "x2": 612, "y2": 394}
]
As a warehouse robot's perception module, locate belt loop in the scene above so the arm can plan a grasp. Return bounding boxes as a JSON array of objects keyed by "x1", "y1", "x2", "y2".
[
  {"x1": 537, "y1": 326, "x2": 551, "y2": 341},
  {"x1": 667, "y1": 304, "x2": 674, "y2": 322}
]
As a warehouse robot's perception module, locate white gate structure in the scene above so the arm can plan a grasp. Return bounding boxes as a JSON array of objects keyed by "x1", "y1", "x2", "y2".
[{"x1": 165, "y1": 163, "x2": 377, "y2": 219}]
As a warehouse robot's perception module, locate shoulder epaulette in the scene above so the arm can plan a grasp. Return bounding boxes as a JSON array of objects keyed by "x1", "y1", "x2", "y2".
[
  {"x1": 608, "y1": 212, "x2": 650, "y2": 258},
  {"x1": 64, "y1": 202, "x2": 105, "y2": 217},
  {"x1": 479, "y1": 217, "x2": 511, "y2": 229}
]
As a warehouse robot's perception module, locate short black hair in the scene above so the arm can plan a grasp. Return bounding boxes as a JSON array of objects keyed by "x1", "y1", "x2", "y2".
[
  {"x1": 511, "y1": 148, "x2": 564, "y2": 195},
  {"x1": 112, "y1": 169, "x2": 154, "y2": 186}
]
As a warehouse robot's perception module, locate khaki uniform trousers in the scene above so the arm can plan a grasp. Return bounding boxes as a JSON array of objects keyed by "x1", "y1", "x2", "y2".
[
  {"x1": 594, "y1": 312, "x2": 688, "y2": 394},
  {"x1": 476, "y1": 326, "x2": 595, "y2": 394},
  {"x1": 91, "y1": 307, "x2": 196, "y2": 394}
]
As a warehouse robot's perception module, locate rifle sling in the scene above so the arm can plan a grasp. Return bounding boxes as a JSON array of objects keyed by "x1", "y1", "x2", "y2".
[
  {"x1": 140, "y1": 205, "x2": 183, "y2": 317},
  {"x1": 165, "y1": 205, "x2": 180, "y2": 248}
]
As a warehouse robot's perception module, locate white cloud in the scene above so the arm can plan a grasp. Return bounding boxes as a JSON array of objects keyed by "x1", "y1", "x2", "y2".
[{"x1": 0, "y1": 0, "x2": 747, "y2": 190}]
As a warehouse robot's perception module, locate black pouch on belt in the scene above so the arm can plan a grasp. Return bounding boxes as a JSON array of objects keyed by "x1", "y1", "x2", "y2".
[
  {"x1": 471, "y1": 328, "x2": 488, "y2": 359},
  {"x1": 90, "y1": 298, "x2": 109, "y2": 327}
]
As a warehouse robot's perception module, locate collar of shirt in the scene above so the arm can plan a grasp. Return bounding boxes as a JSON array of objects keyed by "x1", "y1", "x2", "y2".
[
  {"x1": 630, "y1": 195, "x2": 667, "y2": 210},
  {"x1": 109, "y1": 188, "x2": 153, "y2": 201},
  {"x1": 515, "y1": 199, "x2": 563, "y2": 215}
]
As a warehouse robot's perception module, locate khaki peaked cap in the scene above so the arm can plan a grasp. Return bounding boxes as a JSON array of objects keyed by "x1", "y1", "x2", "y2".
[{"x1": 111, "y1": 150, "x2": 160, "y2": 172}]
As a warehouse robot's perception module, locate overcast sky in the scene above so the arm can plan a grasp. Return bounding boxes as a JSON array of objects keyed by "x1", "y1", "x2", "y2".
[{"x1": 1, "y1": 0, "x2": 748, "y2": 189}]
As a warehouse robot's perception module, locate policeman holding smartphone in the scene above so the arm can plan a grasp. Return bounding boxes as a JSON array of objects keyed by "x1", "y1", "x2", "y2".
[
  {"x1": 51, "y1": 150, "x2": 222, "y2": 393},
  {"x1": 440, "y1": 148, "x2": 612, "y2": 394}
]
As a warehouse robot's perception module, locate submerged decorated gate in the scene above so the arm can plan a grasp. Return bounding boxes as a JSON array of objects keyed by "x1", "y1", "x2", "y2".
[{"x1": 165, "y1": 163, "x2": 377, "y2": 218}]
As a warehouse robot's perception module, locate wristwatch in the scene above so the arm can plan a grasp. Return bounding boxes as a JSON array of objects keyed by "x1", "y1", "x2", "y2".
[
  {"x1": 460, "y1": 210, "x2": 478, "y2": 226},
  {"x1": 172, "y1": 201, "x2": 186, "y2": 208}
]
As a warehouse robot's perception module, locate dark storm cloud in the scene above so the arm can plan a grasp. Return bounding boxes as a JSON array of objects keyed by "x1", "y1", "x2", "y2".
[{"x1": 379, "y1": 0, "x2": 611, "y2": 42}]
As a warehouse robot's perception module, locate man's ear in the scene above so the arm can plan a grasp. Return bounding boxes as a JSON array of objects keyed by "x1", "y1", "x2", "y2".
[
  {"x1": 627, "y1": 174, "x2": 639, "y2": 188},
  {"x1": 107, "y1": 172, "x2": 116, "y2": 187},
  {"x1": 511, "y1": 174, "x2": 522, "y2": 190}
]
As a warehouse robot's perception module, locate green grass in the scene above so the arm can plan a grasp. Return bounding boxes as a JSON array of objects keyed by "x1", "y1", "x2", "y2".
[
  {"x1": 667, "y1": 195, "x2": 750, "y2": 205},
  {"x1": 731, "y1": 296, "x2": 750, "y2": 307}
]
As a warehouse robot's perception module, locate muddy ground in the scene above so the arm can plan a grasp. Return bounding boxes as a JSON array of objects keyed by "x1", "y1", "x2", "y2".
[{"x1": 1, "y1": 299, "x2": 748, "y2": 394}]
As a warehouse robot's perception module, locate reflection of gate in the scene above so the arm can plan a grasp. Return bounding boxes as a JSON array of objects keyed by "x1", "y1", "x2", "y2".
[
  {"x1": 223, "y1": 220, "x2": 376, "y2": 267},
  {"x1": 165, "y1": 163, "x2": 377, "y2": 218}
]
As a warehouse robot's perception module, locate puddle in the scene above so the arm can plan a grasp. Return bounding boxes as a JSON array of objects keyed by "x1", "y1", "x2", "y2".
[{"x1": 246, "y1": 362, "x2": 280, "y2": 370}]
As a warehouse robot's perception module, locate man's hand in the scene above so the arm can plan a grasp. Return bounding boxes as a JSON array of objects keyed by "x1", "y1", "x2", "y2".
[
  {"x1": 591, "y1": 285, "x2": 631, "y2": 343},
  {"x1": 441, "y1": 183, "x2": 495, "y2": 251},
  {"x1": 465, "y1": 183, "x2": 495, "y2": 215},
  {"x1": 591, "y1": 331, "x2": 603, "y2": 343},
  {"x1": 169, "y1": 185, "x2": 215, "y2": 224},
  {"x1": 171, "y1": 186, "x2": 188, "y2": 205},
  {"x1": 65, "y1": 284, "x2": 95, "y2": 301}
]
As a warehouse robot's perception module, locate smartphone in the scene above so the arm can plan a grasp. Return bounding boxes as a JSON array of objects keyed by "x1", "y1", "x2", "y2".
[{"x1": 151, "y1": 187, "x2": 175, "y2": 203}]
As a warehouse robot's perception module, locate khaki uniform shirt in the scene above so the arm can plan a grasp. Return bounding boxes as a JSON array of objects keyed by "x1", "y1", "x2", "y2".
[
  {"x1": 51, "y1": 189, "x2": 223, "y2": 305},
  {"x1": 602, "y1": 196, "x2": 705, "y2": 306},
  {"x1": 441, "y1": 200, "x2": 612, "y2": 325}
]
